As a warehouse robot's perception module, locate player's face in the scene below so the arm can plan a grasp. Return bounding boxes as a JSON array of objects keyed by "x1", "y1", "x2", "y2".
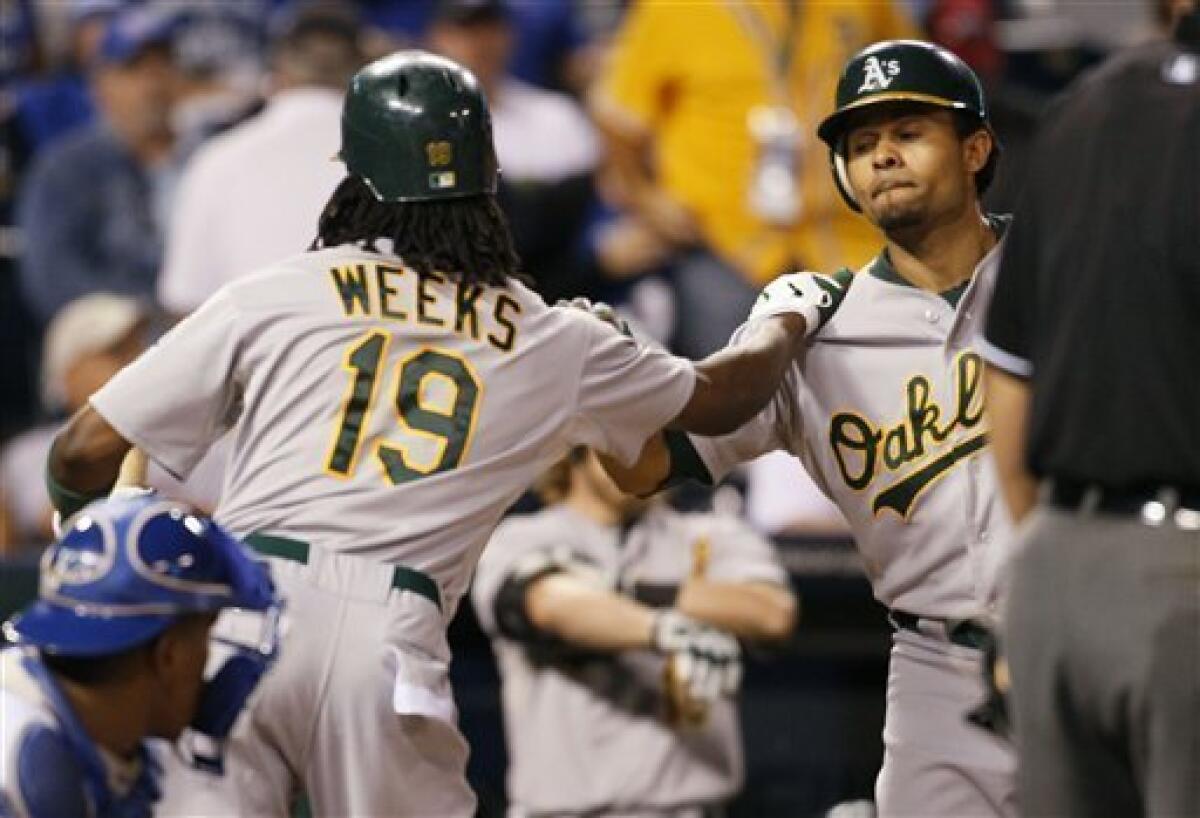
[
  {"x1": 147, "y1": 613, "x2": 217, "y2": 739},
  {"x1": 843, "y1": 106, "x2": 987, "y2": 233}
]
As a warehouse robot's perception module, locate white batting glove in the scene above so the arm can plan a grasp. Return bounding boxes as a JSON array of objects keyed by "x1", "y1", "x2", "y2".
[
  {"x1": 747, "y1": 269, "x2": 852, "y2": 338},
  {"x1": 651, "y1": 610, "x2": 742, "y2": 703}
]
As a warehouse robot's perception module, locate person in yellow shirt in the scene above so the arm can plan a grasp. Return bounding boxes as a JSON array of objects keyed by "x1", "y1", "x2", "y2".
[{"x1": 592, "y1": 0, "x2": 917, "y2": 356}]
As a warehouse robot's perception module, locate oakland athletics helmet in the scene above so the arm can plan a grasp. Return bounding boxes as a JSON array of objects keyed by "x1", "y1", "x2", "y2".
[
  {"x1": 817, "y1": 40, "x2": 997, "y2": 211},
  {"x1": 339, "y1": 50, "x2": 500, "y2": 202}
]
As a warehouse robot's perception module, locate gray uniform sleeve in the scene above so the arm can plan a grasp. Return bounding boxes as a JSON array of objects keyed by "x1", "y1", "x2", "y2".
[
  {"x1": 699, "y1": 514, "x2": 790, "y2": 586},
  {"x1": 474, "y1": 516, "x2": 569, "y2": 635},
  {"x1": 570, "y1": 314, "x2": 696, "y2": 466},
  {"x1": 90, "y1": 291, "x2": 242, "y2": 480}
]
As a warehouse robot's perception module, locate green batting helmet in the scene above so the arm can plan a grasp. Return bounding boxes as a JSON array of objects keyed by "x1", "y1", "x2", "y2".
[
  {"x1": 339, "y1": 50, "x2": 500, "y2": 202},
  {"x1": 817, "y1": 40, "x2": 997, "y2": 211}
]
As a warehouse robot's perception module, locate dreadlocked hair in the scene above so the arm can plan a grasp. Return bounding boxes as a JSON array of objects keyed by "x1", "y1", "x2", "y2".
[{"x1": 311, "y1": 175, "x2": 522, "y2": 288}]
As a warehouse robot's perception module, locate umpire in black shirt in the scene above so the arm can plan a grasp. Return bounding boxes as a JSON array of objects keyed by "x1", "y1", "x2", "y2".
[{"x1": 980, "y1": 1, "x2": 1200, "y2": 815}]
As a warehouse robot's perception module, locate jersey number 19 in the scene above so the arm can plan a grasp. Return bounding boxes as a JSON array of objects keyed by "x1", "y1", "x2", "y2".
[{"x1": 325, "y1": 330, "x2": 482, "y2": 484}]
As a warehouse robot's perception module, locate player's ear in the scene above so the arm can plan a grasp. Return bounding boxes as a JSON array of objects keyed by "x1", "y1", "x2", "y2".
[{"x1": 962, "y1": 127, "x2": 994, "y2": 177}]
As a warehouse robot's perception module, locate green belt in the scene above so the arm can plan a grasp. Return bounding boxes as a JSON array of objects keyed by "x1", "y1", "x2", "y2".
[{"x1": 246, "y1": 533, "x2": 441, "y2": 612}]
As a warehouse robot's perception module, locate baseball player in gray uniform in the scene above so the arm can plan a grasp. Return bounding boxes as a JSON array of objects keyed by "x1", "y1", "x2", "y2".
[
  {"x1": 42, "y1": 52, "x2": 830, "y2": 817},
  {"x1": 472, "y1": 449, "x2": 795, "y2": 817},
  {"x1": 608, "y1": 41, "x2": 1018, "y2": 817}
]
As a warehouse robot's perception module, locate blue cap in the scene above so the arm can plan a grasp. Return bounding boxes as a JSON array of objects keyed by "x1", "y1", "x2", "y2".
[
  {"x1": 4, "y1": 491, "x2": 277, "y2": 657},
  {"x1": 95, "y1": 5, "x2": 178, "y2": 65}
]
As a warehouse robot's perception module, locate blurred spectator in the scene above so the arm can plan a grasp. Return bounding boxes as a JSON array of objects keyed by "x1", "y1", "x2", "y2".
[
  {"x1": 8, "y1": 1, "x2": 118, "y2": 157},
  {"x1": 504, "y1": 0, "x2": 595, "y2": 95},
  {"x1": 349, "y1": 0, "x2": 596, "y2": 94},
  {"x1": 16, "y1": 4, "x2": 179, "y2": 325},
  {"x1": 427, "y1": 0, "x2": 596, "y2": 185},
  {"x1": 157, "y1": 1, "x2": 364, "y2": 317},
  {"x1": 0, "y1": 293, "x2": 223, "y2": 554},
  {"x1": 926, "y1": 0, "x2": 1003, "y2": 83},
  {"x1": 591, "y1": 1, "x2": 917, "y2": 356},
  {"x1": 426, "y1": 0, "x2": 601, "y2": 303},
  {"x1": 169, "y1": 0, "x2": 271, "y2": 157},
  {"x1": 352, "y1": 0, "x2": 436, "y2": 42},
  {"x1": 0, "y1": 0, "x2": 39, "y2": 88}
]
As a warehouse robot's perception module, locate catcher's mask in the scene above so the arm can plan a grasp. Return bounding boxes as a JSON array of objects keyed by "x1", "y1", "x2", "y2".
[{"x1": 5, "y1": 490, "x2": 283, "y2": 774}]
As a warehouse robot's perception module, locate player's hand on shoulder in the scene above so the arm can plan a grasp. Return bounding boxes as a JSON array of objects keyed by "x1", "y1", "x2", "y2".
[
  {"x1": 556, "y1": 297, "x2": 632, "y2": 337},
  {"x1": 748, "y1": 268, "x2": 853, "y2": 338}
]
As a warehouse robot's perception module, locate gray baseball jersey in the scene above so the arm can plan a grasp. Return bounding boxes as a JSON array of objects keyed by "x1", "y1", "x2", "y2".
[
  {"x1": 472, "y1": 503, "x2": 787, "y2": 815},
  {"x1": 692, "y1": 224, "x2": 1012, "y2": 621},
  {"x1": 683, "y1": 219, "x2": 1019, "y2": 817},
  {"x1": 90, "y1": 243, "x2": 696, "y2": 617}
]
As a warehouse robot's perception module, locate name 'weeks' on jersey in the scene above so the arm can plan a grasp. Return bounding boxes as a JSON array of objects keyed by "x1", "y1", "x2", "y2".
[{"x1": 326, "y1": 257, "x2": 522, "y2": 352}]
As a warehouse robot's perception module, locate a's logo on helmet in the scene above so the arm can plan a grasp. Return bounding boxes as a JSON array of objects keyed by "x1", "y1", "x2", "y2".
[
  {"x1": 858, "y1": 56, "x2": 901, "y2": 94},
  {"x1": 426, "y1": 141, "x2": 453, "y2": 167}
]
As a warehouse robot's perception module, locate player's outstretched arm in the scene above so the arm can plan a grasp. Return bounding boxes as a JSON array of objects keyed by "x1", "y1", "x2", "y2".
[
  {"x1": 671, "y1": 269, "x2": 850, "y2": 436},
  {"x1": 674, "y1": 314, "x2": 807, "y2": 436},
  {"x1": 46, "y1": 405, "x2": 133, "y2": 518},
  {"x1": 597, "y1": 270, "x2": 850, "y2": 494}
]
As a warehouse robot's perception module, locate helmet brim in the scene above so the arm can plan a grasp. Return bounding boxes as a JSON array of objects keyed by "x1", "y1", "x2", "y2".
[
  {"x1": 817, "y1": 92, "x2": 972, "y2": 148},
  {"x1": 5, "y1": 603, "x2": 173, "y2": 656}
]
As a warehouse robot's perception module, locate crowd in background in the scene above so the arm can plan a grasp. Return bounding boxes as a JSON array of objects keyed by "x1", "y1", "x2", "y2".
[{"x1": 0, "y1": 0, "x2": 1170, "y2": 553}]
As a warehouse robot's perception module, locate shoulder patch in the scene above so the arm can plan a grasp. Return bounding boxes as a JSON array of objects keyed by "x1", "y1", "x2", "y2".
[{"x1": 16, "y1": 725, "x2": 90, "y2": 818}]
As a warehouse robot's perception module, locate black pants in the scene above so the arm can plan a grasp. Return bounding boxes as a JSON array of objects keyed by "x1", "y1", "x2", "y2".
[{"x1": 1004, "y1": 507, "x2": 1200, "y2": 817}]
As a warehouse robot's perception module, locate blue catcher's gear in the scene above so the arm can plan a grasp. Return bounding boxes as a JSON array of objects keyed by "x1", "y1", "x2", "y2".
[
  {"x1": 2, "y1": 490, "x2": 283, "y2": 776},
  {"x1": 0, "y1": 649, "x2": 163, "y2": 818},
  {"x1": 6, "y1": 489, "x2": 276, "y2": 654}
]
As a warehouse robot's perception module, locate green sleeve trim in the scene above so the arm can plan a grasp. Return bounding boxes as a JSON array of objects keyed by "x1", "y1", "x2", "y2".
[
  {"x1": 45, "y1": 467, "x2": 106, "y2": 519},
  {"x1": 663, "y1": 429, "x2": 714, "y2": 488}
]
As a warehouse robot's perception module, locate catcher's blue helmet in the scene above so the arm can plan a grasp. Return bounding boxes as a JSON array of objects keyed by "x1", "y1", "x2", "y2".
[{"x1": 4, "y1": 490, "x2": 276, "y2": 656}]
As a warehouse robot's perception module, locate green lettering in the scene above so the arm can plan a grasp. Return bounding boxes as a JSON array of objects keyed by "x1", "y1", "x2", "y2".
[
  {"x1": 882, "y1": 425, "x2": 911, "y2": 471},
  {"x1": 907, "y1": 375, "x2": 948, "y2": 457},
  {"x1": 329, "y1": 265, "x2": 371, "y2": 317},
  {"x1": 830, "y1": 413, "x2": 880, "y2": 491},
  {"x1": 956, "y1": 352, "x2": 985, "y2": 427},
  {"x1": 455, "y1": 282, "x2": 483, "y2": 339},
  {"x1": 417, "y1": 270, "x2": 446, "y2": 327},
  {"x1": 487, "y1": 294, "x2": 521, "y2": 352},
  {"x1": 376, "y1": 264, "x2": 407, "y2": 321}
]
